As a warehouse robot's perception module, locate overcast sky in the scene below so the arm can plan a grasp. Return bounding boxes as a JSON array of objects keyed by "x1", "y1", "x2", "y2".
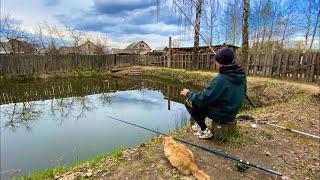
[
  {"x1": 2, "y1": 0, "x2": 319, "y2": 49},
  {"x1": 1, "y1": 0, "x2": 185, "y2": 49}
]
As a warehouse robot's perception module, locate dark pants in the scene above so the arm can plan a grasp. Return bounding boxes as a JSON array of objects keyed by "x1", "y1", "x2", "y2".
[{"x1": 185, "y1": 104, "x2": 208, "y2": 131}]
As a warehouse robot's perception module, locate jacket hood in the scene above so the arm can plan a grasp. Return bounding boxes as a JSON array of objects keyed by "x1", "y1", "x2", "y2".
[{"x1": 220, "y1": 73, "x2": 246, "y2": 84}]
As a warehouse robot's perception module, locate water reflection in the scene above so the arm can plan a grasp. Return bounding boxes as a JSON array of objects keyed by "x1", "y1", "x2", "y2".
[
  {"x1": 1, "y1": 102, "x2": 42, "y2": 131},
  {"x1": 0, "y1": 77, "x2": 196, "y2": 179},
  {"x1": 0, "y1": 77, "x2": 199, "y2": 132}
]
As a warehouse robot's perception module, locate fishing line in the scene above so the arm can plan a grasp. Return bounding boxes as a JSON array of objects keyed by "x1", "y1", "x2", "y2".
[{"x1": 106, "y1": 115, "x2": 283, "y2": 176}]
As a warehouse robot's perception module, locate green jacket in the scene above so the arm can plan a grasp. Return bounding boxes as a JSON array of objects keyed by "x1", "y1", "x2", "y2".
[{"x1": 187, "y1": 73, "x2": 247, "y2": 123}]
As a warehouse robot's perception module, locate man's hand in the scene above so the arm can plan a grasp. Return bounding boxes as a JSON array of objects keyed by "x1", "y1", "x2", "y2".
[{"x1": 180, "y1": 88, "x2": 190, "y2": 96}]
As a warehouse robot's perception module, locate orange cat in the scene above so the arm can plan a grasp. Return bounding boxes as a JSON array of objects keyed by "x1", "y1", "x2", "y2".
[{"x1": 162, "y1": 136, "x2": 210, "y2": 180}]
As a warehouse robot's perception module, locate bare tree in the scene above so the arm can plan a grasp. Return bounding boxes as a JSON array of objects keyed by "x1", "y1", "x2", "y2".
[
  {"x1": 93, "y1": 34, "x2": 109, "y2": 54},
  {"x1": 242, "y1": 0, "x2": 250, "y2": 73},
  {"x1": 172, "y1": 38, "x2": 182, "y2": 47},
  {"x1": 192, "y1": 0, "x2": 203, "y2": 70},
  {"x1": 304, "y1": 0, "x2": 314, "y2": 50},
  {"x1": 204, "y1": 0, "x2": 220, "y2": 45},
  {"x1": 0, "y1": 14, "x2": 28, "y2": 54},
  {"x1": 66, "y1": 25, "x2": 86, "y2": 54},
  {"x1": 308, "y1": 7, "x2": 320, "y2": 51},
  {"x1": 42, "y1": 21, "x2": 68, "y2": 54}
]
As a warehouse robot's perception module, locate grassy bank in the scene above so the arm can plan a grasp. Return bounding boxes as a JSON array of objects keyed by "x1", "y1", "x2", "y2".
[
  {"x1": 14, "y1": 147, "x2": 126, "y2": 180},
  {"x1": 0, "y1": 69, "x2": 109, "y2": 82},
  {"x1": 139, "y1": 66, "x2": 318, "y2": 107}
]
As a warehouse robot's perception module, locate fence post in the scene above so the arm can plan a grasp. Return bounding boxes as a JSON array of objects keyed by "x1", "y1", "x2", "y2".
[
  {"x1": 269, "y1": 53, "x2": 275, "y2": 77},
  {"x1": 282, "y1": 54, "x2": 289, "y2": 78},
  {"x1": 276, "y1": 53, "x2": 282, "y2": 77},
  {"x1": 293, "y1": 53, "x2": 300, "y2": 80},
  {"x1": 309, "y1": 53, "x2": 317, "y2": 82}
]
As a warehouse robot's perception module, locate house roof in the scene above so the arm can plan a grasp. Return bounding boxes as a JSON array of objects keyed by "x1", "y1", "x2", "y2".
[
  {"x1": 0, "y1": 42, "x2": 13, "y2": 53},
  {"x1": 126, "y1": 42, "x2": 139, "y2": 49},
  {"x1": 80, "y1": 40, "x2": 98, "y2": 47},
  {"x1": 125, "y1": 41, "x2": 151, "y2": 50}
]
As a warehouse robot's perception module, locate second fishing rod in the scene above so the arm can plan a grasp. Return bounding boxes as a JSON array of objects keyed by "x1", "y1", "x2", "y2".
[{"x1": 106, "y1": 115, "x2": 283, "y2": 177}]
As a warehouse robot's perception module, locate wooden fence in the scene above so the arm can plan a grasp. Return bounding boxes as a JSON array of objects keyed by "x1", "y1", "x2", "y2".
[
  {"x1": 0, "y1": 54, "x2": 147, "y2": 76},
  {"x1": 1, "y1": 52, "x2": 319, "y2": 82},
  {"x1": 149, "y1": 52, "x2": 320, "y2": 82}
]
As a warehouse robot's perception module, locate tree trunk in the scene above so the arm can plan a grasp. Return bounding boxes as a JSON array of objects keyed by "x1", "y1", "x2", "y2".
[
  {"x1": 192, "y1": 0, "x2": 203, "y2": 70},
  {"x1": 242, "y1": 0, "x2": 250, "y2": 73},
  {"x1": 305, "y1": 1, "x2": 313, "y2": 49},
  {"x1": 308, "y1": 9, "x2": 320, "y2": 51}
]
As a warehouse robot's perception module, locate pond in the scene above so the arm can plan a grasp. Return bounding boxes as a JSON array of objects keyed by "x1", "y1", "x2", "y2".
[{"x1": 0, "y1": 76, "x2": 200, "y2": 179}]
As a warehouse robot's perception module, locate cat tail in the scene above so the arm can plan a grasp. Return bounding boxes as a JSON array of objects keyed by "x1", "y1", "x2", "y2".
[{"x1": 189, "y1": 163, "x2": 210, "y2": 180}]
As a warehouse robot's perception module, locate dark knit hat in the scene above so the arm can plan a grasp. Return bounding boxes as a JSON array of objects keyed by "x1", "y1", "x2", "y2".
[{"x1": 214, "y1": 48, "x2": 234, "y2": 65}]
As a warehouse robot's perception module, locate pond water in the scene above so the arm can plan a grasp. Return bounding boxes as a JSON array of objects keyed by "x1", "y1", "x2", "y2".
[{"x1": 0, "y1": 76, "x2": 199, "y2": 179}]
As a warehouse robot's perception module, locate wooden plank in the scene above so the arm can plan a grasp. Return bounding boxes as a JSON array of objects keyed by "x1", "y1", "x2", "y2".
[
  {"x1": 282, "y1": 54, "x2": 289, "y2": 78},
  {"x1": 269, "y1": 53, "x2": 275, "y2": 77},
  {"x1": 276, "y1": 53, "x2": 283, "y2": 77},
  {"x1": 309, "y1": 53, "x2": 317, "y2": 82},
  {"x1": 293, "y1": 53, "x2": 300, "y2": 80}
]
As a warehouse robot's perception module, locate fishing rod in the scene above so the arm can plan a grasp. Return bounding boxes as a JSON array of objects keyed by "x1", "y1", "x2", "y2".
[
  {"x1": 237, "y1": 116, "x2": 320, "y2": 140},
  {"x1": 106, "y1": 115, "x2": 283, "y2": 177},
  {"x1": 267, "y1": 123, "x2": 320, "y2": 140},
  {"x1": 171, "y1": 0, "x2": 256, "y2": 108}
]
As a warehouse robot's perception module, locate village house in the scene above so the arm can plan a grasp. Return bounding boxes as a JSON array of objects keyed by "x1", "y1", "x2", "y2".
[
  {"x1": 0, "y1": 39, "x2": 36, "y2": 54},
  {"x1": 78, "y1": 40, "x2": 102, "y2": 55},
  {"x1": 111, "y1": 41, "x2": 151, "y2": 55},
  {"x1": 58, "y1": 40, "x2": 102, "y2": 55}
]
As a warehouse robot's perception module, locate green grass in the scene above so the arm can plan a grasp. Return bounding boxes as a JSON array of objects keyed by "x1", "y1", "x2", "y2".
[
  {"x1": 15, "y1": 147, "x2": 126, "y2": 180},
  {"x1": 2, "y1": 69, "x2": 107, "y2": 81}
]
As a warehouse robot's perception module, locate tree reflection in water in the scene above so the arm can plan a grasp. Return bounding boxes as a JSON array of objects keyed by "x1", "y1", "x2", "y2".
[
  {"x1": 0, "y1": 77, "x2": 196, "y2": 132},
  {"x1": 1, "y1": 94, "x2": 109, "y2": 131},
  {"x1": 1, "y1": 102, "x2": 42, "y2": 131}
]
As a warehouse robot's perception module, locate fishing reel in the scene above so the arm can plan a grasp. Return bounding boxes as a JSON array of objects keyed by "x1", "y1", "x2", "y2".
[
  {"x1": 236, "y1": 160, "x2": 249, "y2": 172},
  {"x1": 185, "y1": 97, "x2": 193, "y2": 108}
]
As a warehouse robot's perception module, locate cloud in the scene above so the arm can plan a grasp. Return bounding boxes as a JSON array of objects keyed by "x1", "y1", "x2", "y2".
[
  {"x1": 52, "y1": 1, "x2": 184, "y2": 48},
  {"x1": 43, "y1": 0, "x2": 60, "y2": 7},
  {"x1": 92, "y1": 0, "x2": 153, "y2": 14}
]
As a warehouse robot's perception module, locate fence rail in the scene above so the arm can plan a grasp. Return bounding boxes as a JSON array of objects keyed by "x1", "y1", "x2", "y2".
[
  {"x1": 0, "y1": 54, "x2": 148, "y2": 76},
  {"x1": 0, "y1": 52, "x2": 319, "y2": 82},
  {"x1": 149, "y1": 52, "x2": 320, "y2": 82}
]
